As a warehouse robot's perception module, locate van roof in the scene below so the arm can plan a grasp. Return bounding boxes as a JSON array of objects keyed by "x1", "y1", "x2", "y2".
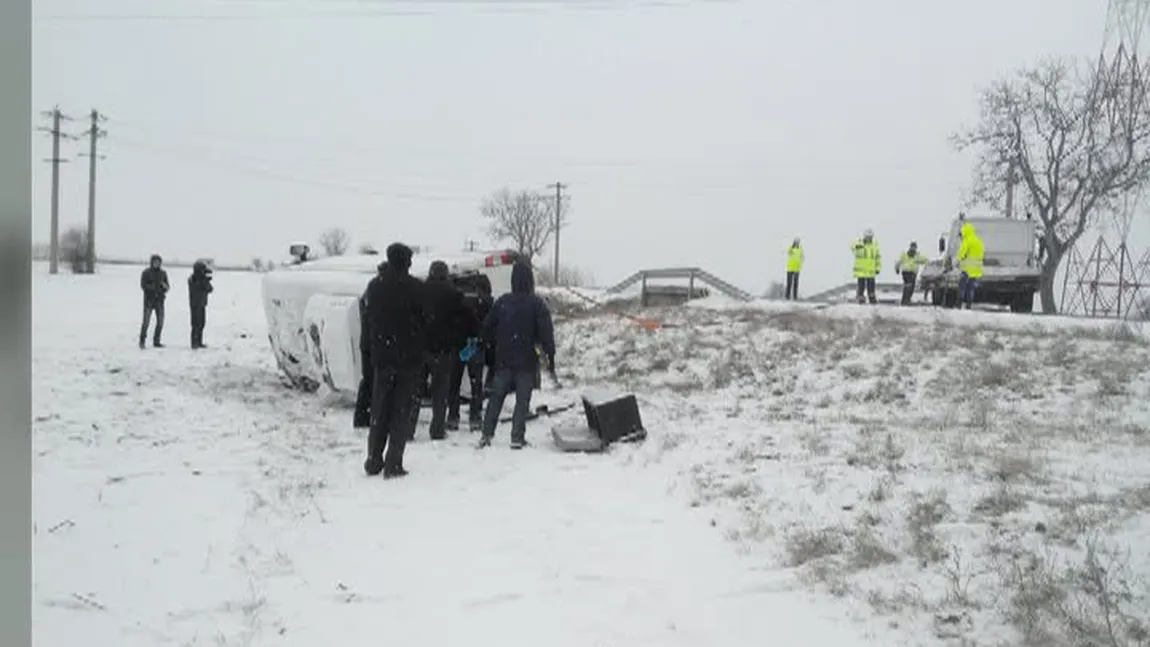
[{"x1": 286, "y1": 249, "x2": 504, "y2": 275}]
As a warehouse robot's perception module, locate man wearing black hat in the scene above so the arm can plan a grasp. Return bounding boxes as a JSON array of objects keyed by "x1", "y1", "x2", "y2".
[
  {"x1": 362, "y1": 245, "x2": 426, "y2": 479},
  {"x1": 421, "y1": 260, "x2": 475, "y2": 440}
]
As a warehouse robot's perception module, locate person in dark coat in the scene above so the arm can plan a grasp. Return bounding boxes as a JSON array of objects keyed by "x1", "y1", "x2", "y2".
[
  {"x1": 448, "y1": 274, "x2": 493, "y2": 432},
  {"x1": 421, "y1": 260, "x2": 475, "y2": 440},
  {"x1": 353, "y1": 261, "x2": 387, "y2": 429},
  {"x1": 139, "y1": 254, "x2": 170, "y2": 348},
  {"x1": 478, "y1": 261, "x2": 556, "y2": 449},
  {"x1": 187, "y1": 260, "x2": 214, "y2": 349},
  {"x1": 363, "y1": 244, "x2": 426, "y2": 478}
]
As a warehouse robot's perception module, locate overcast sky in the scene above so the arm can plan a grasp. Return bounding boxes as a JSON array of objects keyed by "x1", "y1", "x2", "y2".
[{"x1": 32, "y1": 0, "x2": 1129, "y2": 294}]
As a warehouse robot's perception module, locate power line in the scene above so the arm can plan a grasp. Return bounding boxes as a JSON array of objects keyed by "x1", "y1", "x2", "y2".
[
  {"x1": 34, "y1": 0, "x2": 717, "y2": 22},
  {"x1": 110, "y1": 136, "x2": 479, "y2": 203}
]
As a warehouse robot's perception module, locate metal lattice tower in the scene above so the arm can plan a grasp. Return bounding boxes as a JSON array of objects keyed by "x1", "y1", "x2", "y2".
[{"x1": 1061, "y1": 1, "x2": 1150, "y2": 318}]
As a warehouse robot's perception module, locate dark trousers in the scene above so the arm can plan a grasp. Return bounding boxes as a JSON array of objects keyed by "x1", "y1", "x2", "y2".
[
  {"x1": 785, "y1": 271, "x2": 800, "y2": 300},
  {"x1": 139, "y1": 300, "x2": 165, "y2": 345},
  {"x1": 367, "y1": 366, "x2": 421, "y2": 472},
  {"x1": 958, "y1": 272, "x2": 979, "y2": 307},
  {"x1": 353, "y1": 350, "x2": 372, "y2": 429},
  {"x1": 900, "y1": 272, "x2": 917, "y2": 306},
  {"x1": 448, "y1": 353, "x2": 485, "y2": 426},
  {"x1": 856, "y1": 277, "x2": 877, "y2": 304},
  {"x1": 190, "y1": 305, "x2": 206, "y2": 347},
  {"x1": 481, "y1": 369, "x2": 535, "y2": 443},
  {"x1": 426, "y1": 350, "x2": 454, "y2": 439}
]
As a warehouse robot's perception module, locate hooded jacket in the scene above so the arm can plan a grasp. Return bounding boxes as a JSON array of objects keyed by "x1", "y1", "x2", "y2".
[
  {"x1": 482, "y1": 262, "x2": 555, "y2": 372},
  {"x1": 188, "y1": 261, "x2": 213, "y2": 309},
  {"x1": 956, "y1": 222, "x2": 985, "y2": 279}
]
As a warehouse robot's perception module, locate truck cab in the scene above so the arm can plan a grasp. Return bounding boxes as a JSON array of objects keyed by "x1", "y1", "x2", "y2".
[{"x1": 918, "y1": 216, "x2": 1040, "y2": 312}]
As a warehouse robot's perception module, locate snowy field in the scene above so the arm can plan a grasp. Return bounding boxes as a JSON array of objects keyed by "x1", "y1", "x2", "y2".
[{"x1": 33, "y1": 265, "x2": 1150, "y2": 646}]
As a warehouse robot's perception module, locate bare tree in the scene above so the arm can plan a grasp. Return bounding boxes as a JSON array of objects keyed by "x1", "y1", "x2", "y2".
[
  {"x1": 252, "y1": 257, "x2": 264, "y2": 272},
  {"x1": 954, "y1": 55, "x2": 1150, "y2": 313},
  {"x1": 59, "y1": 227, "x2": 90, "y2": 274},
  {"x1": 480, "y1": 187, "x2": 564, "y2": 260},
  {"x1": 318, "y1": 227, "x2": 351, "y2": 257}
]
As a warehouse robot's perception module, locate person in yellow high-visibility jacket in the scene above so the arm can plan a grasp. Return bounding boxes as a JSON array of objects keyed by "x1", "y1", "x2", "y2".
[
  {"x1": 785, "y1": 238, "x2": 804, "y2": 300},
  {"x1": 895, "y1": 241, "x2": 929, "y2": 306},
  {"x1": 955, "y1": 221, "x2": 984, "y2": 309},
  {"x1": 851, "y1": 229, "x2": 882, "y2": 304}
]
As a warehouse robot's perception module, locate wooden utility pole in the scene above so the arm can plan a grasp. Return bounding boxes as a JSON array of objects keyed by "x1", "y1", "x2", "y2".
[
  {"x1": 546, "y1": 182, "x2": 567, "y2": 281},
  {"x1": 78, "y1": 109, "x2": 107, "y2": 273},
  {"x1": 37, "y1": 107, "x2": 73, "y2": 274}
]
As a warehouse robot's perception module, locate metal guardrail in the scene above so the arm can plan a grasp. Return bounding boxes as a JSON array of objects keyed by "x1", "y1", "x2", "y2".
[{"x1": 606, "y1": 267, "x2": 753, "y2": 302}]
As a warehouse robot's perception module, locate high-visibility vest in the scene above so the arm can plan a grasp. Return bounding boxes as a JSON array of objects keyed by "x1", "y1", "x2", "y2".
[
  {"x1": 897, "y1": 251, "x2": 928, "y2": 273},
  {"x1": 786, "y1": 245, "x2": 804, "y2": 272},
  {"x1": 852, "y1": 240, "x2": 881, "y2": 278},
  {"x1": 956, "y1": 223, "x2": 985, "y2": 278}
]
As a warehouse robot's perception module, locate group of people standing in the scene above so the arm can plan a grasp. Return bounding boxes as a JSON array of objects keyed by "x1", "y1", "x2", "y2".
[
  {"x1": 781, "y1": 221, "x2": 984, "y2": 308},
  {"x1": 354, "y1": 243, "x2": 557, "y2": 480},
  {"x1": 138, "y1": 254, "x2": 214, "y2": 349}
]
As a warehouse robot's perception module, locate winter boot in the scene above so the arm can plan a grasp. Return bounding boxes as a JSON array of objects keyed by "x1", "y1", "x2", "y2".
[
  {"x1": 510, "y1": 438, "x2": 529, "y2": 450},
  {"x1": 446, "y1": 417, "x2": 460, "y2": 431},
  {"x1": 476, "y1": 435, "x2": 493, "y2": 449},
  {"x1": 383, "y1": 466, "x2": 409, "y2": 479},
  {"x1": 364, "y1": 456, "x2": 385, "y2": 476}
]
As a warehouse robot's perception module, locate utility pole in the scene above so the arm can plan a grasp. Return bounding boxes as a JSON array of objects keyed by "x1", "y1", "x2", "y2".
[
  {"x1": 78, "y1": 109, "x2": 107, "y2": 274},
  {"x1": 1004, "y1": 158, "x2": 1018, "y2": 219},
  {"x1": 37, "y1": 107, "x2": 74, "y2": 275},
  {"x1": 546, "y1": 182, "x2": 567, "y2": 282}
]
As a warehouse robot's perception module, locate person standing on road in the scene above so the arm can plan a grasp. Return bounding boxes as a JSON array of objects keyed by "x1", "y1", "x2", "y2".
[
  {"x1": 478, "y1": 261, "x2": 556, "y2": 450},
  {"x1": 363, "y1": 243, "x2": 426, "y2": 479},
  {"x1": 139, "y1": 254, "x2": 170, "y2": 348},
  {"x1": 448, "y1": 274, "x2": 493, "y2": 432},
  {"x1": 187, "y1": 260, "x2": 214, "y2": 348},
  {"x1": 895, "y1": 242, "x2": 929, "y2": 306},
  {"x1": 955, "y1": 221, "x2": 984, "y2": 310},
  {"x1": 353, "y1": 261, "x2": 387, "y2": 429},
  {"x1": 421, "y1": 260, "x2": 474, "y2": 440},
  {"x1": 785, "y1": 238, "x2": 804, "y2": 300},
  {"x1": 851, "y1": 230, "x2": 881, "y2": 305}
]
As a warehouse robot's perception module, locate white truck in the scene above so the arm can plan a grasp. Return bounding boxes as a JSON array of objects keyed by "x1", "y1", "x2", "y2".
[
  {"x1": 261, "y1": 246, "x2": 522, "y2": 395},
  {"x1": 918, "y1": 216, "x2": 1041, "y2": 313}
]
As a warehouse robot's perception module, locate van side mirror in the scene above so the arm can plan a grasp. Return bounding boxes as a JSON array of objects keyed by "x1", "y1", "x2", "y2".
[{"x1": 938, "y1": 236, "x2": 946, "y2": 254}]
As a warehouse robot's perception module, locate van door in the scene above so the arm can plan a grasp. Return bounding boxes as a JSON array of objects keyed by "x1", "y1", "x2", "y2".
[{"x1": 300, "y1": 294, "x2": 361, "y2": 393}]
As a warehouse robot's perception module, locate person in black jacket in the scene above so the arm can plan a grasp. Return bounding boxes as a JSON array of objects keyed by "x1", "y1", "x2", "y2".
[
  {"x1": 478, "y1": 261, "x2": 556, "y2": 449},
  {"x1": 363, "y1": 244, "x2": 426, "y2": 478},
  {"x1": 139, "y1": 254, "x2": 170, "y2": 349},
  {"x1": 421, "y1": 260, "x2": 475, "y2": 440},
  {"x1": 187, "y1": 260, "x2": 214, "y2": 349},
  {"x1": 353, "y1": 261, "x2": 387, "y2": 429},
  {"x1": 448, "y1": 274, "x2": 493, "y2": 432}
]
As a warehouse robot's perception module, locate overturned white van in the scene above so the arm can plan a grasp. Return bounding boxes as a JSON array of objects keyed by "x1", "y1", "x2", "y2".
[{"x1": 261, "y1": 247, "x2": 521, "y2": 394}]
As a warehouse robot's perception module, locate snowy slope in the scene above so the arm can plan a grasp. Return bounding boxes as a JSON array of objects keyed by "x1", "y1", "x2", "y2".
[
  {"x1": 556, "y1": 300, "x2": 1150, "y2": 646},
  {"x1": 33, "y1": 265, "x2": 886, "y2": 646}
]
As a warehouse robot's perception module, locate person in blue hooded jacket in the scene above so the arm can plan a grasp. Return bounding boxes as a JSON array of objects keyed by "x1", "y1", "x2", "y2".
[{"x1": 478, "y1": 261, "x2": 556, "y2": 449}]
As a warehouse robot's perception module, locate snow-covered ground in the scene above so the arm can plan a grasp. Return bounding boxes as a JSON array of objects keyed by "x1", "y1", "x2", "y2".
[
  {"x1": 33, "y1": 265, "x2": 1150, "y2": 646},
  {"x1": 33, "y1": 265, "x2": 877, "y2": 646}
]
